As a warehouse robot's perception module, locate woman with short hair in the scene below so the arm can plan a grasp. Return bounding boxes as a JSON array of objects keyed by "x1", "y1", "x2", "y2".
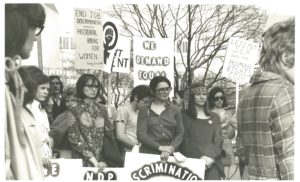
[{"x1": 137, "y1": 76, "x2": 184, "y2": 162}]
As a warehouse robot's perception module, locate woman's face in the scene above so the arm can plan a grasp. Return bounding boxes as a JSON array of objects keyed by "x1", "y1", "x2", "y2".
[
  {"x1": 83, "y1": 79, "x2": 99, "y2": 99},
  {"x1": 65, "y1": 95, "x2": 77, "y2": 108},
  {"x1": 153, "y1": 82, "x2": 171, "y2": 101},
  {"x1": 35, "y1": 82, "x2": 50, "y2": 102},
  {"x1": 194, "y1": 90, "x2": 207, "y2": 107},
  {"x1": 20, "y1": 27, "x2": 38, "y2": 59},
  {"x1": 214, "y1": 91, "x2": 225, "y2": 108}
]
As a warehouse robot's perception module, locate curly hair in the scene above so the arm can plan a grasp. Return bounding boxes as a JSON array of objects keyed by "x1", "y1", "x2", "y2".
[
  {"x1": 207, "y1": 87, "x2": 228, "y2": 109},
  {"x1": 259, "y1": 18, "x2": 295, "y2": 73}
]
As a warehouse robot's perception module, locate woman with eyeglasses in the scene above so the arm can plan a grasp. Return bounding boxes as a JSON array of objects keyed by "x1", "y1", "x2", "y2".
[
  {"x1": 208, "y1": 87, "x2": 240, "y2": 180},
  {"x1": 67, "y1": 74, "x2": 113, "y2": 171},
  {"x1": 5, "y1": 4, "x2": 46, "y2": 180},
  {"x1": 137, "y1": 76, "x2": 184, "y2": 162},
  {"x1": 180, "y1": 83, "x2": 224, "y2": 180}
]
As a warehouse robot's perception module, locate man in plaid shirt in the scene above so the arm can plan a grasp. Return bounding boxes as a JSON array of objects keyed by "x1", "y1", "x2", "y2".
[{"x1": 236, "y1": 18, "x2": 294, "y2": 180}]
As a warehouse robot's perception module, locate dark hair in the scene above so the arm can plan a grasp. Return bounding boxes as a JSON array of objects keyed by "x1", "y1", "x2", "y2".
[
  {"x1": 185, "y1": 83, "x2": 210, "y2": 118},
  {"x1": 18, "y1": 66, "x2": 49, "y2": 105},
  {"x1": 130, "y1": 85, "x2": 151, "y2": 102},
  {"x1": 76, "y1": 74, "x2": 100, "y2": 99},
  {"x1": 5, "y1": 4, "x2": 46, "y2": 57},
  {"x1": 208, "y1": 87, "x2": 228, "y2": 109},
  {"x1": 49, "y1": 75, "x2": 64, "y2": 95},
  {"x1": 149, "y1": 76, "x2": 171, "y2": 95},
  {"x1": 175, "y1": 90, "x2": 185, "y2": 99}
]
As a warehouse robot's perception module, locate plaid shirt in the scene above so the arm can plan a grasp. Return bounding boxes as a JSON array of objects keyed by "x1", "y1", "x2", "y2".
[{"x1": 236, "y1": 72, "x2": 294, "y2": 180}]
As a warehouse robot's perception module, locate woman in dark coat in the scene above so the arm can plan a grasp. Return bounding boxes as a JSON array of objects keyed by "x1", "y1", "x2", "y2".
[{"x1": 180, "y1": 83, "x2": 224, "y2": 180}]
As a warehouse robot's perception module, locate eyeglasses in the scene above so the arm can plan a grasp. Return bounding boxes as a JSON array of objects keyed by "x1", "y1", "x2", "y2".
[
  {"x1": 155, "y1": 87, "x2": 172, "y2": 93},
  {"x1": 214, "y1": 96, "x2": 225, "y2": 101},
  {"x1": 85, "y1": 84, "x2": 99, "y2": 89},
  {"x1": 34, "y1": 26, "x2": 44, "y2": 36}
]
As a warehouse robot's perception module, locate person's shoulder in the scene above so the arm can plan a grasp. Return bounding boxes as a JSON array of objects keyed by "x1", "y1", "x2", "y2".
[
  {"x1": 167, "y1": 104, "x2": 181, "y2": 113},
  {"x1": 209, "y1": 112, "x2": 221, "y2": 124}
]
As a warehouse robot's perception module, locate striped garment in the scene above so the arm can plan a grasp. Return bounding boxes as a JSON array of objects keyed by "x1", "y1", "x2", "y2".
[{"x1": 236, "y1": 71, "x2": 294, "y2": 180}]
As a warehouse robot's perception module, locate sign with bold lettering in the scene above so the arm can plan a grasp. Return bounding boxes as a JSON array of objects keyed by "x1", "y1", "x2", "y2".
[
  {"x1": 125, "y1": 152, "x2": 205, "y2": 181},
  {"x1": 103, "y1": 35, "x2": 131, "y2": 73},
  {"x1": 102, "y1": 16, "x2": 131, "y2": 74},
  {"x1": 44, "y1": 153, "x2": 205, "y2": 180},
  {"x1": 44, "y1": 159, "x2": 82, "y2": 180},
  {"x1": 133, "y1": 37, "x2": 174, "y2": 89},
  {"x1": 222, "y1": 37, "x2": 260, "y2": 84},
  {"x1": 74, "y1": 8, "x2": 104, "y2": 69}
]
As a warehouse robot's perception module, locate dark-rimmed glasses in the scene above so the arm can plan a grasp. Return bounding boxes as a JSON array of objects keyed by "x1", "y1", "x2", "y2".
[
  {"x1": 155, "y1": 87, "x2": 172, "y2": 93},
  {"x1": 34, "y1": 26, "x2": 44, "y2": 36}
]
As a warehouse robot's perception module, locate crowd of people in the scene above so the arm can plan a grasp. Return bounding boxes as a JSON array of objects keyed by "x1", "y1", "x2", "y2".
[{"x1": 5, "y1": 3, "x2": 294, "y2": 180}]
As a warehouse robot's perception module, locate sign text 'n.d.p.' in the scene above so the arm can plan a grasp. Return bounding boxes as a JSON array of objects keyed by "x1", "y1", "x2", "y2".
[
  {"x1": 74, "y1": 8, "x2": 104, "y2": 70},
  {"x1": 222, "y1": 37, "x2": 260, "y2": 84}
]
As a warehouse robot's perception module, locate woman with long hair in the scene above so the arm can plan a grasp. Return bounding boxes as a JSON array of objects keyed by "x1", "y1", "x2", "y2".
[
  {"x1": 67, "y1": 74, "x2": 113, "y2": 170},
  {"x1": 5, "y1": 4, "x2": 46, "y2": 179},
  {"x1": 180, "y1": 83, "x2": 224, "y2": 180},
  {"x1": 208, "y1": 87, "x2": 239, "y2": 180}
]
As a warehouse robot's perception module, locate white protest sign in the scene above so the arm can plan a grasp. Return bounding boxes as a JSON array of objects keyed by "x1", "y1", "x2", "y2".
[
  {"x1": 44, "y1": 159, "x2": 82, "y2": 180},
  {"x1": 44, "y1": 159, "x2": 127, "y2": 181},
  {"x1": 74, "y1": 8, "x2": 104, "y2": 70},
  {"x1": 133, "y1": 37, "x2": 174, "y2": 88},
  {"x1": 103, "y1": 16, "x2": 131, "y2": 73},
  {"x1": 124, "y1": 152, "x2": 205, "y2": 181},
  {"x1": 222, "y1": 37, "x2": 260, "y2": 84},
  {"x1": 103, "y1": 36, "x2": 131, "y2": 73}
]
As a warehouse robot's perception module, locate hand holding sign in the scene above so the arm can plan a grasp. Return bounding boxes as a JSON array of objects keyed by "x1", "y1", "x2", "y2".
[
  {"x1": 97, "y1": 161, "x2": 107, "y2": 172},
  {"x1": 201, "y1": 156, "x2": 215, "y2": 169},
  {"x1": 158, "y1": 145, "x2": 174, "y2": 153}
]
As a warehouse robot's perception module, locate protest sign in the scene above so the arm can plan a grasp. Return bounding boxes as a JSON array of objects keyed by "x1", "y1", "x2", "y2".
[
  {"x1": 124, "y1": 152, "x2": 205, "y2": 181},
  {"x1": 44, "y1": 159, "x2": 125, "y2": 181},
  {"x1": 133, "y1": 37, "x2": 174, "y2": 89},
  {"x1": 103, "y1": 17, "x2": 131, "y2": 73},
  {"x1": 45, "y1": 153, "x2": 205, "y2": 181},
  {"x1": 222, "y1": 37, "x2": 260, "y2": 84},
  {"x1": 74, "y1": 8, "x2": 104, "y2": 70}
]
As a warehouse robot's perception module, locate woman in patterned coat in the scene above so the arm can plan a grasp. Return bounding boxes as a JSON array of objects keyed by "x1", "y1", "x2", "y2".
[{"x1": 67, "y1": 74, "x2": 113, "y2": 171}]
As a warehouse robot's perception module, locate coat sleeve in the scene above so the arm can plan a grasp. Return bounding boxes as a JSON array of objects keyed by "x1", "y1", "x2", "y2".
[
  {"x1": 270, "y1": 87, "x2": 294, "y2": 180},
  {"x1": 170, "y1": 108, "x2": 184, "y2": 151}
]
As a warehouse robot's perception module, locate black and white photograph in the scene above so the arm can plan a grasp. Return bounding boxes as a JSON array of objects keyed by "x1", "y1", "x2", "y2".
[{"x1": 2, "y1": 0, "x2": 297, "y2": 181}]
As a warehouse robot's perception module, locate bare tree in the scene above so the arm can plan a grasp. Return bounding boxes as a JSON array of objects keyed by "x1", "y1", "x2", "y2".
[{"x1": 108, "y1": 4, "x2": 267, "y2": 90}]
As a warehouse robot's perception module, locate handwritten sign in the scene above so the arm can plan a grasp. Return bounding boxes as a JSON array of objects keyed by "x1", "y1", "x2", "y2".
[
  {"x1": 222, "y1": 37, "x2": 260, "y2": 84},
  {"x1": 103, "y1": 36, "x2": 131, "y2": 73},
  {"x1": 74, "y1": 8, "x2": 104, "y2": 70},
  {"x1": 133, "y1": 37, "x2": 174, "y2": 89}
]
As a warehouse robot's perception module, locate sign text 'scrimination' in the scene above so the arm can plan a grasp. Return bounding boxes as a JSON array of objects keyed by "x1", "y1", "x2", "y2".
[
  {"x1": 77, "y1": 29, "x2": 97, "y2": 36},
  {"x1": 135, "y1": 56, "x2": 170, "y2": 66},
  {"x1": 76, "y1": 18, "x2": 101, "y2": 25}
]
